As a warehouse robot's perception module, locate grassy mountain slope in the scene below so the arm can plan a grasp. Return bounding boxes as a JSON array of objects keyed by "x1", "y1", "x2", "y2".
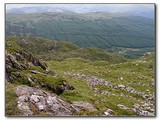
[
  {"x1": 6, "y1": 12, "x2": 155, "y2": 58},
  {"x1": 7, "y1": 36, "x2": 127, "y2": 64},
  {"x1": 46, "y1": 53, "x2": 155, "y2": 116},
  {"x1": 5, "y1": 39, "x2": 76, "y2": 116},
  {"x1": 5, "y1": 36, "x2": 155, "y2": 116}
]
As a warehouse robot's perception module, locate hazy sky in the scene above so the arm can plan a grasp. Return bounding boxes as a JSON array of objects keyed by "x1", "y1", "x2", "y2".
[
  {"x1": 6, "y1": 4, "x2": 154, "y2": 17},
  {"x1": 6, "y1": 4, "x2": 154, "y2": 10}
]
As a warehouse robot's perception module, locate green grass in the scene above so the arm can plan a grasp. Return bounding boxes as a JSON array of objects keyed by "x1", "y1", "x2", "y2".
[
  {"x1": 6, "y1": 36, "x2": 127, "y2": 63},
  {"x1": 5, "y1": 82, "x2": 22, "y2": 116},
  {"x1": 45, "y1": 53, "x2": 154, "y2": 116},
  {"x1": 31, "y1": 73, "x2": 64, "y2": 88},
  {"x1": 6, "y1": 38, "x2": 23, "y2": 53}
]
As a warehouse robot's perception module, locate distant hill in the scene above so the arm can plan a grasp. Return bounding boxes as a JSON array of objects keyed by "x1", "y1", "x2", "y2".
[
  {"x1": 6, "y1": 12, "x2": 155, "y2": 58},
  {"x1": 6, "y1": 36, "x2": 127, "y2": 63}
]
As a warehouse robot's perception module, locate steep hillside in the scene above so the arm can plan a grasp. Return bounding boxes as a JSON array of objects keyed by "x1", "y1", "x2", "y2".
[
  {"x1": 46, "y1": 53, "x2": 155, "y2": 116},
  {"x1": 6, "y1": 12, "x2": 155, "y2": 58},
  {"x1": 7, "y1": 36, "x2": 127, "y2": 63},
  {"x1": 5, "y1": 39, "x2": 78, "y2": 116},
  {"x1": 5, "y1": 37, "x2": 155, "y2": 116}
]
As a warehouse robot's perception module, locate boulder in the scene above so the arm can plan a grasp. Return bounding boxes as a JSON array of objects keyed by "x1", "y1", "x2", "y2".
[
  {"x1": 15, "y1": 85, "x2": 80, "y2": 116},
  {"x1": 143, "y1": 52, "x2": 152, "y2": 57},
  {"x1": 103, "y1": 109, "x2": 114, "y2": 116},
  {"x1": 72, "y1": 101, "x2": 96, "y2": 111},
  {"x1": 133, "y1": 103, "x2": 140, "y2": 109},
  {"x1": 117, "y1": 104, "x2": 130, "y2": 110},
  {"x1": 101, "y1": 90, "x2": 110, "y2": 95},
  {"x1": 118, "y1": 84, "x2": 125, "y2": 89},
  {"x1": 104, "y1": 112, "x2": 110, "y2": 116}
]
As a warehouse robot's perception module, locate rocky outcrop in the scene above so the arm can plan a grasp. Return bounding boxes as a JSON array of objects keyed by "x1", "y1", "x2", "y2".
[
  {"x1": 103, "y1": 109, "x2": 115, "y2": 116},
  {"x1": 6, "y1": 50, "x2": 48, "y2": 83},
  {"x1": 6, "y1": 51, "x2": 48, "y2": 71},
  {"x1": 143, "y1": 52, "x2": 153, "y2": 57},
  {"x1": 16, "y1": 85, "x2": 95, "y2": 116},
  {"x1": 26, "y1": 74, "x2": 74, "y2": 95},
  {"x1": 6, "y1": 49, "x2": 75, "y2": 95},
  {"x1": 118, "y1": 84, "x2": 125, "y2": 89},
  {"x1": 72, "y1": 102, "x2": 96, "y2": 111}
]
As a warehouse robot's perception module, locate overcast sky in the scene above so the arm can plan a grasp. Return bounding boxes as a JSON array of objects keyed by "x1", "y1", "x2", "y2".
[
  {"x1": 5, "y1": 4, "x2": 154, "y2": 17},
  {"x1": 6, "y1": 4, "x2": 154, "y2": 10}
]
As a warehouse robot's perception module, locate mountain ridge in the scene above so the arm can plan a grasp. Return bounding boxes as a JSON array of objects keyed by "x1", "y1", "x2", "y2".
[{"x1": 6, "y1": 12, "x2": 155, "y2": 58}]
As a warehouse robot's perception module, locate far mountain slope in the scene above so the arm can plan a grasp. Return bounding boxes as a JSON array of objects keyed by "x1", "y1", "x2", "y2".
[
  {"x1": 7, "y1": 36, "x2": 127, "y2": 64},
  {"x1": 6, "y1": 12, "x2": 155, "y2": 58}
]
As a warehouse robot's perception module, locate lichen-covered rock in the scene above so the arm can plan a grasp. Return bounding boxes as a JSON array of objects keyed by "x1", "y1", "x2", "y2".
[
  {"x1": 103, "y1": 108, "x2": 115, "y2": 116},
  {"x1": 118, "y1": 84, "x2": 125, "y2": 89},
  {"x1": 6, "y1": 49, "x2": 74, "y2": 95},
  {"x1": 15, "y1": 85, "x2": 96, "y2": 116},
  {"x1": 101, "y1": 90, "x2": 110, "y2": 95},
  {"x1": 15, "y1": 85, "x2": 78, "y2": 116},
  {"x1": 6, "y1": 50, "x2": 49, "y2": 83},
  {"x1": 72, "y1": 101, "x2": 96, "y2": 111},
  {"x1": 117, "y1": 104, "x2": 130, "y2": 110},
  {"x1": 143, "y1": 52, "x2": 153, "y2": 57}
]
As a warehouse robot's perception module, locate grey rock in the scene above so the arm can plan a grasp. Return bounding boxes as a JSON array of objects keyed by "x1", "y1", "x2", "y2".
[
  {"x1": 72, "y1": 101, "x2": 96, "y2": 111},
  {"x1": 143, "y1": 52, "x2": 152, "y2": 57},
  {"x1": 101, "y1": 90, "x2": 110, "y2": 95},
  {"x1": 125, "y1": 87, "x2": 134, "y2": 92},
  {"x1": 31, "y1": 70, "x2": 47, "y2": 75},
  {"x1": 117, "y1": 104, "x2": 130, "y2": 110},
  {"x1": 16, "y1": 85, "x2": 33, "y2": 96},
  {"x1": 133, "y1": 103, "x2": 140, "y2": 109},
  {"x1": 65, "y1": 72, "x2": 113, "y2": 89},
  {"x1": 36, "y1": 102, "x2": 46, "y2": 111},
  {"x1": 18, "y1": 95, "x2": 29, "y2": 102},
  {"x1": 17, "y1": 102, "x2": 33, "y2": 116},
  {"x1": 15, "y1": 85, "x2": 91, "y2": 116},
  {"x1": 8, "y1": 54, "x2": 16, "y2": 62},
  {"x1": 27, "y1": 77, "x2": 35, "y2": 86},
  {"x1": 104, "y1": 112, "x2": 110, "y2": 116},
  {"x1": 149, "y1": 109, "x2": 155, "y2": 112},
  {"x1": 118, "y1": 84, "x2": 125, "y2": 89},
  {"x1": 106, "y1": 108, "x2": 115, "y2": 114},
  {"x1": 26, "y1": 62, "x2": 34, "y2": 68},
  {"x1": 30, "y1": 95, "x2": 40, "y2": 103},
  {"x1": 131, "y1": 108, "x2": 137, "y2": 113}
]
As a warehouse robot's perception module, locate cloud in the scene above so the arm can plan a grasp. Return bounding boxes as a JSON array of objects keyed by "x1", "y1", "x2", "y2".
[{"x1": 6, "y1": 4, "x2": 154, "y2": 18}]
